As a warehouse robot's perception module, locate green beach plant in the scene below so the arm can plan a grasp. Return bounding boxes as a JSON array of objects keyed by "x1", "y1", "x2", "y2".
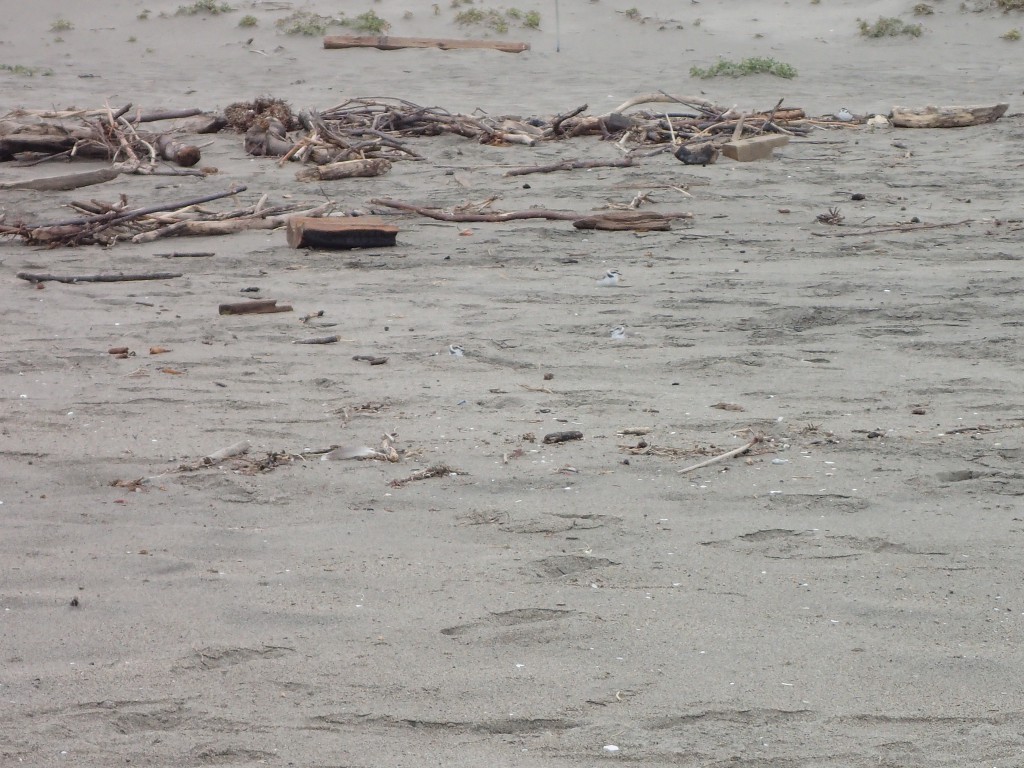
[
  {"x1": 690, "y1": 56, "x2": 797, "y2": 79},
  {"x1": 858, "y1": 16, "x2": 923, "y2": 37}
]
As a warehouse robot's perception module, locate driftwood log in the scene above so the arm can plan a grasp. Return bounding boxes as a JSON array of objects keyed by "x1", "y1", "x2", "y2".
[
  {"x1": 370, "y1": 198, "x2": 584, "y2": 223},
  {"x1": 504, "y1": 157, "x2": 634, "y2": 177},
  {"x1": 17, "y1": 271, "x2": 182, "y2": 284},
  {"x1": 295, "y1": 158, "x2": 391, "y2": 181},
  {"x1": 154, "y1": 135, "x2": 201, "y2": 167},
  {"x1": 218, "y1": 299, "x2": 293, "y2": 316},
  {"x1": 890, "y1": 103, "x2": 1008, "y2": 128},
  {"x1": 0, "y1": 167, "x2": 120, "y2": 192},
  {"x1": 573, "y1": 211, "x2": 684, "y2": 232},
  {"x1": 324, "y1": 35, "x2": 530, "y2": 53}
]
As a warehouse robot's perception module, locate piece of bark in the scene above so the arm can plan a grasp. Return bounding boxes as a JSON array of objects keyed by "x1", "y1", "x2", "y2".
[
  {"x1": 287, "y1": 216, "x2": 398, "y2": 249},
  {"x1": 543, "y1": 430, "x2": 584, "y2": 444},
  {"x1": 0, "y1": 166, "x2": 120, "y2": 192},
  {"x1": 201, "y1": 440, "x2": 251, "y2": 464},
  {"x1": 295, "y1": 158, "x2": 391, "y2": 181},
  {"x1": 17, "y1": 271, "x2": 182, "y2": 284},
  {"x1": 218, "y1": 299, "x2": 293, "y2": 315},
  {"x1": 674, "y1": 142, "x2": 719, "y2": 166},
  {"x1": 293, "y1": 335, "x2": 341, "y2": 345},
  {"x1": 324, "y1": 35, "x2": 529, "y2": 53},
  {"x1": 573, "y1": 211, "x2": 686, "y2": 231},
  {"x1": 174, "y1": 114, "x2": 228, "y2": 134},
  {"x1": 154, "y1": 134, "x2": 201, "y2": 167},
  {"x1": 890, "y1": 103, "x2": 1008, "y2": 128}
]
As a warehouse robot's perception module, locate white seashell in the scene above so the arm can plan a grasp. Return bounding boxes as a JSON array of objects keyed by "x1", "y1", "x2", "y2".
[{"x1": 323, "y1": 445, "x2": 379, "y2": 461}]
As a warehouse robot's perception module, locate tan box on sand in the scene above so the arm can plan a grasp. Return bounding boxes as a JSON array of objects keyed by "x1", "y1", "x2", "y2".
[
  {"x1": 287, "y1": 216, "x2": 399, "y2": 249},
  {"x1": 722, "y1": 134, "x2": 790, "y2": 162}
]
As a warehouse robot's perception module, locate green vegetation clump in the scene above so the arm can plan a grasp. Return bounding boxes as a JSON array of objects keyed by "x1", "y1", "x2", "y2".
[
  {"x1": 1002, "y1": 26, "x2": 1022, "y2": 38},
  {"x1": 0, "y1": 63, "x2": 54, "y2": 76},
  {"x1": 996, "y1": 0, "x2": 1024, "y2": 9},
  {"x1": 455, "y1": 7, "x2": 540, "y2": 32},
  {"x1": 913, "y1": 3, "x2": 934, "y2": 14},
  {"x1": 858, "y1": 16, "x2": 923, "y2": 37},
  {"x1": 238, "y1": 14, "x2": 258, "y2": 27},
  {"x1": 176, "y1": 1, "x2": 234, "y2": 15},
  {"x1": 276, "y1": 10, "x2": 341, "y2": 35},
  {"x1": 690, "y1": 56, "x2": 797, "y2": 79},
  {"x1": 275, "y1": 9, "x2": 389, "y2": 35},
  {"x1": 351, "y1": 10, "x2": 390, "y2": 33},
  {"x1": 50, "y1": 18, "x2": 74, "y2": 31}
]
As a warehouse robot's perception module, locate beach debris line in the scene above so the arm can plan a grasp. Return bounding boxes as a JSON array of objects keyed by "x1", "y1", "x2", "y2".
[{"x1": 323, "y1": 34, "x2": 530, "y2": 53}]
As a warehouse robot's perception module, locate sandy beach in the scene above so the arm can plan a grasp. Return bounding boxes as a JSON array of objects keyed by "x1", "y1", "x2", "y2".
[{"x1": 3, "y1": 1, "x2": 1024, "y2": 766}]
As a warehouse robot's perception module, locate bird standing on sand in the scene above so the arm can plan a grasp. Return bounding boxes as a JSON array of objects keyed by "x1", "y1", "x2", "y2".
[
  {"x1": 596, "y1": 269, "x2": 622, "y2": 287},
  {"x1": 610, "y1": 325, "x2": 627, "y2": 340},
  {"x1": 835, "y1": 107, "x2": 854, "y2": 123}
]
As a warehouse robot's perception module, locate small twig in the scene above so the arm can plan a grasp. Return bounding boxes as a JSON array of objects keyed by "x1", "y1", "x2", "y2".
[
  {"x1": 678, "y1": 435, "x2": 761, "y2": 474},
  {"x1": 811, "y1": 219, "x2": 973, "y2": 238}
]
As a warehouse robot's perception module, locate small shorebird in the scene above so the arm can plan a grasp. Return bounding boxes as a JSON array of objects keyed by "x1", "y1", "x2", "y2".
[
  {"x1": 835, "y1": 107, "x2": 854, "y2": 123},
  {"x1": 448, "y1": 344, "x2": 464, "y2": 357},
  {"x1": 596, "y1": 269, "x2": 621, "y2": 287},
  {"x1": 609, "y1": 325, "x2": 627, "y2": 340}
]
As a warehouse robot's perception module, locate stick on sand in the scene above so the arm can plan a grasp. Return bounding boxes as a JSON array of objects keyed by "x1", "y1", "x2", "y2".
[{"x1": 678, "y1": 435, "x2": 760, "y2": 474}]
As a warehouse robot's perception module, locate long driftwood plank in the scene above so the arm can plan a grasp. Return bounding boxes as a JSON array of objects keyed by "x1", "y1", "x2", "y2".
[
  {"x1": 0, "y1": 167, "x2": 120, "y2": 192},
  {"x1": 17, "y1": 271, "x2": 182, "y2": 284},
  {"x1": 324, "y1": 35, "x2": 529, "y2": 53},
  {"x1": 891, "y1": 103, "x2": 1008, "y2": 128}
]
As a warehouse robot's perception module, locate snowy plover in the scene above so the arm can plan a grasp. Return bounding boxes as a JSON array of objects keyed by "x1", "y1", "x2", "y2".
[
  {"x1": 449, "y1": 344, "x2": 465, "y2": 357},
  {"x1": 835, "y1": 107, "x2": 854, "y2": 123},
  {"x1": 596, "y1": 269, "x2": 622, "y2": 287},
  {"x1": 609, "y1": 325, "x2": 627, "y2": 340}
]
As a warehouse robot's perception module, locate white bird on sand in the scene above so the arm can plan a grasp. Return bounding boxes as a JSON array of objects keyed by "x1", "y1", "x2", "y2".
[
  {"x1": 449, "y1": 344, "x2": 464, "y2": 357},
  {"x1": 609, "y1": 325, "x2": 627, "y2": 340},
  {"x1": 596, "y1": 269, "x2": 622, "y2": 287},
  {"x1": 835, "y1": 107, "x2": 854, "y2": 123}
]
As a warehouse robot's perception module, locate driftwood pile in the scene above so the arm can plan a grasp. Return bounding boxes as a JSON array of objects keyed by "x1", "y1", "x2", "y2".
[
  {"x1": 0, "y1": 104, "x2": 212, "y2": 172},
  {"x1": 0, "y1": 185, "x2": 333, "y2": 247},
  {"x1": 239, "y1": 93, "x2": 815, "y2": 168},
  {"x1": 0, "y1": 93, "x2": 1008, "y2": 248}
]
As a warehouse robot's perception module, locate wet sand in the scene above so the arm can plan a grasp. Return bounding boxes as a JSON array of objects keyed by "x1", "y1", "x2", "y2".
[{"x1": 3, "y1": 1, "x2": 1024, "y2": 766}]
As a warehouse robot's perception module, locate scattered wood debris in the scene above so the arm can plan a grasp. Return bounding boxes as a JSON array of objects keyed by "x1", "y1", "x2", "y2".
[{"x1": 389, "y1": 463, "x2": 466, "y2": 488}]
